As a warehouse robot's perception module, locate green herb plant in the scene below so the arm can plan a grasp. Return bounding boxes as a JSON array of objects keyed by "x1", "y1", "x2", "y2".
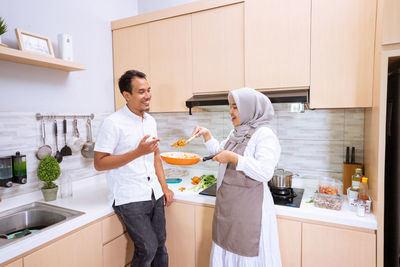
[
  {"x1": 37, "y1": 156, "x2": 61, "y2": 189},
  {"x1": 0, "y1": 17, "x2": 7, "y2": 35}
]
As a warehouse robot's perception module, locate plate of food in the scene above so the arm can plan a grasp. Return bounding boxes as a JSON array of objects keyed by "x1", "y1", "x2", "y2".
[{"x1": 160, "y1": 152, "x2": 201, "y2": 165}]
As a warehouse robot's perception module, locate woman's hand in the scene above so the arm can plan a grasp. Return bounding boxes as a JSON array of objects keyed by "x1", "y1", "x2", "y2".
[
  {"x1": 212, "y1": 150, "x2": 238, "y2": 165},
  {"x1": 192, "y1": 126, "x2": 212, "y2": 142}
]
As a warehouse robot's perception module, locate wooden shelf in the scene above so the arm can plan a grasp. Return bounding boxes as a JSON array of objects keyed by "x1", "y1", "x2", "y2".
[{"x1": 0, "y1": 46, "x2": 86, "y2": 71}]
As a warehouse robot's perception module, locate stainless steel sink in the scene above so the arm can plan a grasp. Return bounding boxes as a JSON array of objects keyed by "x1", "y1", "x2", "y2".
[{"x1": 0, "y1": 202, "x2": 84, "y2": 247}]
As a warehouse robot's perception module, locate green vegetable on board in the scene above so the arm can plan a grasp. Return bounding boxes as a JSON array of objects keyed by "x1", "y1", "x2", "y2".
[{"x1": 190, "y1": 174, "x2": 217, "y2": 192}]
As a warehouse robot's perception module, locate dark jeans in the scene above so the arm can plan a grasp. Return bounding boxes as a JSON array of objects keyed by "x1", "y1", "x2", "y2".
[{"x1": 113, "y1": 194, "x2": 168, "y2": 267}]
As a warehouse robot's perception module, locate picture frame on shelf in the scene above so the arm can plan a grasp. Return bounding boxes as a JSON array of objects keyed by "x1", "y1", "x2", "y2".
[{"x1": 15, "y1": 28, "x2": 54, "y2": 57}]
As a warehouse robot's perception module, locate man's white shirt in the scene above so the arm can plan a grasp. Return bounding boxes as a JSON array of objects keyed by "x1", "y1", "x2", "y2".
[{"x1": 94, "y1": 105, "x2": 163, "y2": 206}]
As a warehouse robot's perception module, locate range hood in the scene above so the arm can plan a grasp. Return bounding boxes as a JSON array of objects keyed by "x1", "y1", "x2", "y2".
[{"x1": 185, "y1": 89, "x2": 309, "y2": 115}]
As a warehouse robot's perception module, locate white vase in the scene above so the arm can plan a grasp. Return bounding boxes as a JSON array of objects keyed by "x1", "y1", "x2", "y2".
[{"x1": 0, "y1": 35, "x2": 2, "y2": 44}]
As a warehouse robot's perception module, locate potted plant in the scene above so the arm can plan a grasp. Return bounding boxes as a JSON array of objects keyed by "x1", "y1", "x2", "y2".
[
  {"x1": 37, "y1": 156, "x2": 61, "y2": 201},
  {"x1": 0, "y1": 17, "x2": 7, "y2": 46}
]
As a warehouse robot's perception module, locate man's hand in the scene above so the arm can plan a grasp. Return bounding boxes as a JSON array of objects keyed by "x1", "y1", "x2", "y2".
[
  {"x1": 137, "y1": 135, "x2": 160, "y2": 156},
  {"x1": 212, "y1": 150, "x2": 238, "y2": 165},
  {"x1": 162, "y1": 186, "x2": 174, "y2": 207}
]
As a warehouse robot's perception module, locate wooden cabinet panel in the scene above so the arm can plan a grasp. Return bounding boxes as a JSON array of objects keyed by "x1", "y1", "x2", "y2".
[
  {"x1": 103, "y1": 233, "x2": 134, "y2": 267},
  {"x1": 165, "y1": 201, "x2": 196, "y2": 267},
  {"x1": 302, "y1": 223, "x2": 376, "y2": 267},
  {"x1": 3, "y1": 258, "x2": 22, "y2": 267},
  {"x1": 195, "y1": 206, "x2": 214, "y2": 267},
  {"x1": 192, "y1": 3, "x2": 244, "y2": 94},
  {"x1": 277, "y1": 218, "x2": 301, "y2": 267},
  {"x1": 310, "y1": 0, "x2": 376, "y2": 108},
  {"x1": 112, "y1": 24, "x2": 150, "y2": 111},
  {"x1": 148, "y1": 15, "x2": 192, "y2": 112},
  {"x1": 23, "y1": 222, "x2": 103, "y2": 267},
  {"x1": 383, "y1": 0, "x2": 400, "y2": 45},
  {"x1": 102, "y1": 213, "x2": 125, "y2": 244},
  {"x1": 245, "y1": 0, "x2": 311, "y2": 90}
]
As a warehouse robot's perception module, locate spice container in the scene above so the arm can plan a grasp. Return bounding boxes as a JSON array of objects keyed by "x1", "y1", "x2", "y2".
[{"x1": 314, "y1": 193, "x2": 343, "y2": 210}]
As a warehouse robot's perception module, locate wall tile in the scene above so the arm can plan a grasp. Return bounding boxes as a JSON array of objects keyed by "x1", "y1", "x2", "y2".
[{"x1": 0, "y1": 105, "x2": 365, "y2": 199}]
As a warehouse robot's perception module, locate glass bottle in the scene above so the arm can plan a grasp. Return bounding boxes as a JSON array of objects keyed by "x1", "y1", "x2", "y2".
[
  {"x1": 359, "y1": 177, "x2": 369, "y2": 201},
  {"x1": 60, "y1": 173, "x2": 73, "y2": 199},
  {"x1": 351, "y1": 168, "x2": 363, "y2": 191}
]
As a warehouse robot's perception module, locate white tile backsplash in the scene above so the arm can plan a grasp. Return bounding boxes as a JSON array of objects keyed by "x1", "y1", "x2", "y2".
[
  {"x1": 0, "y1": 112, "x2": 109, "y2": 199},
  {"x1": 0, "y1": 105, "x2": 364, "y2": 199},
  {"x1": 153, "y1": 104, "x2": 365, "y2": 182}
]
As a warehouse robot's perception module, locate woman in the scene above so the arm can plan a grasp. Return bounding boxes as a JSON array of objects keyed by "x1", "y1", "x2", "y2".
[{"x1": 192, "y1": 87, "x2": 282, "y2": 267}]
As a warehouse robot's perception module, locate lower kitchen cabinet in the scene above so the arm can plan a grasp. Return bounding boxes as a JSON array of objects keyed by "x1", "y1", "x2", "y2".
[
  {"x1": 102, "y1": 213, "x2": 125, "y2": 244},
  {"x1": 3, "y1": 258, "x2": 22, "y2": 267},
  {"x1": 23, "y1": 221, "x2": 103, "y2": 267},
  {"x1": 195, "y1": 205, "x2": 214, "y2": 267},
  {"x1": 165, "y1": 201, "x2": 196, "y2": 267},
  {"x1": 302, "y1": 223, "x2": 376, "y2": 267},
  {"x1": 103, "y1": 233, "x2": 134, "y2": 267},
  {"x1": 277, "y1": 218, "x2": 302, "y2": 267}
]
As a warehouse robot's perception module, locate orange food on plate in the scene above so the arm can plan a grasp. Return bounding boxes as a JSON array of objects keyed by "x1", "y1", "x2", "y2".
[{"x1": 178, "y1": 187, "x2": 186, "y2": 192}]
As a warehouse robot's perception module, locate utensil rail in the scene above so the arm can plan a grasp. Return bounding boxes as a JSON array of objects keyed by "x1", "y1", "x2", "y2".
[{"x1": 36, "y1": 113, "x2": 95, "y2": 120}]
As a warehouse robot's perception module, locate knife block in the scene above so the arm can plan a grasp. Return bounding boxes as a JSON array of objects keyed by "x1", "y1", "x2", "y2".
[{"x1": 343, "y1": 163, "x2": 363, "y2": 195}]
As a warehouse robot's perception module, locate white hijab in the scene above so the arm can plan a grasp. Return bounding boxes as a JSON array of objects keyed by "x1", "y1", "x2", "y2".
[{"x1": 217, "y1": 87, "x2": 275, "y2": 188}]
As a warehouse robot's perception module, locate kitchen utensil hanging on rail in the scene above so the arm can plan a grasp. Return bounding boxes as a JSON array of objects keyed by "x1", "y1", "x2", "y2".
[
  {"x1": 60, "y1": 119, "x2": 72, "y2": 156},
  {"x1": 53, "y1": 120, "x2": 63, "y2": 163},
  {"x1": 36, "y1": 119, "x2": 52, "y2": 160},
  {"x1": 81, "y1": 119, "x2": 95, "y2": 158},
  {"x1": 67, "y1": 119, "x2": 84, "y2": 153}
]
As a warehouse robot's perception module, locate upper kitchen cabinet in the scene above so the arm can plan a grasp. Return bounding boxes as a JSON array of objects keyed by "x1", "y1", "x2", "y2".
[
  {"x1": 244, "y1": 0, "x2": 311, "y2": 90},
  {"x1": 112, "y1": 24, "x2": 150, "y2": 111},
  {"x1": 382, "y1": 0, "x2": 400, "y2": 45},
  {"x1": 310, "y1": 0, "x2": 376, "y2": 108},
  {"x1": 148, "y1": 15, "x2": 192, "y2": 112},
  {"x1": 192, "y1": 3, "x2": 244, "y2": 94}
]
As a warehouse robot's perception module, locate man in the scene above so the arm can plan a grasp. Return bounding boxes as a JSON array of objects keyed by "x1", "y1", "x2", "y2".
[{"x1": 94, "y1": 70, "x2": 173, "y2": 267}]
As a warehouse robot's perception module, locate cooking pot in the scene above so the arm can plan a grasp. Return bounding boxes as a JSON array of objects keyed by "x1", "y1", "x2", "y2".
[{"x1": 268, "y1": 168, "x2": 297, "y2": 189}]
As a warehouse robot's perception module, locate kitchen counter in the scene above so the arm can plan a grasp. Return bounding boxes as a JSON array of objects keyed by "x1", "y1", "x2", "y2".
[
  {"x1": 0, "y1": 171, "x2": 377, "y2": 264},
  {"x1": 0, "y1": 174, "x2": 112, "y2": 264},
  {"x1": 167, "y1": 172, "x2": 377, "y2": 230}
]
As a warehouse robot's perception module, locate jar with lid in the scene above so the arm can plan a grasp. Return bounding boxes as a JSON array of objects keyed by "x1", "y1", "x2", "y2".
[{"x1": 359, "y1": 177, "x2": 369, "y2": 201}]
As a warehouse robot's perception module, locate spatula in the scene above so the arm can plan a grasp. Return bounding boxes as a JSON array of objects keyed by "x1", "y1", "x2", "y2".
[{"x1": 60, "y1": 119, "x2": 72, "y2": 156}]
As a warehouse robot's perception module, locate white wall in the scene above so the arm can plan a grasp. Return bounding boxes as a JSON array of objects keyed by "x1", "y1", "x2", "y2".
[
  {"x1": 0, "y1": 0, "x2": 138, "y2": 113},
  {"x1": 138, "y1": 0, "x2": 197, "y2": 14}
]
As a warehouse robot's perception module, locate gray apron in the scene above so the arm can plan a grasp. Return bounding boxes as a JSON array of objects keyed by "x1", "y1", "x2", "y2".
[{"x1": 212, "y1": 128, "x2": 263, "y2": 257}]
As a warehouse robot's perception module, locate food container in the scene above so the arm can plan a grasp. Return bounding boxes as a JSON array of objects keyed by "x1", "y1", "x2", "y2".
[
  {"x1": 313, "y1": 193, "x2": 343, "y2": 210},
  {"x1": 160, "y1": 152, "x2": 201, "y2": 165},
  {"x1": 318, "y1": 177, "x2": 342, "y2": 196}
]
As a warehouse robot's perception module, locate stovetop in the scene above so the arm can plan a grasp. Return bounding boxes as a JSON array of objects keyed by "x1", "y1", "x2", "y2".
[{"x1": 270, "y1": 187, "x2": 304, "y2": 208}]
